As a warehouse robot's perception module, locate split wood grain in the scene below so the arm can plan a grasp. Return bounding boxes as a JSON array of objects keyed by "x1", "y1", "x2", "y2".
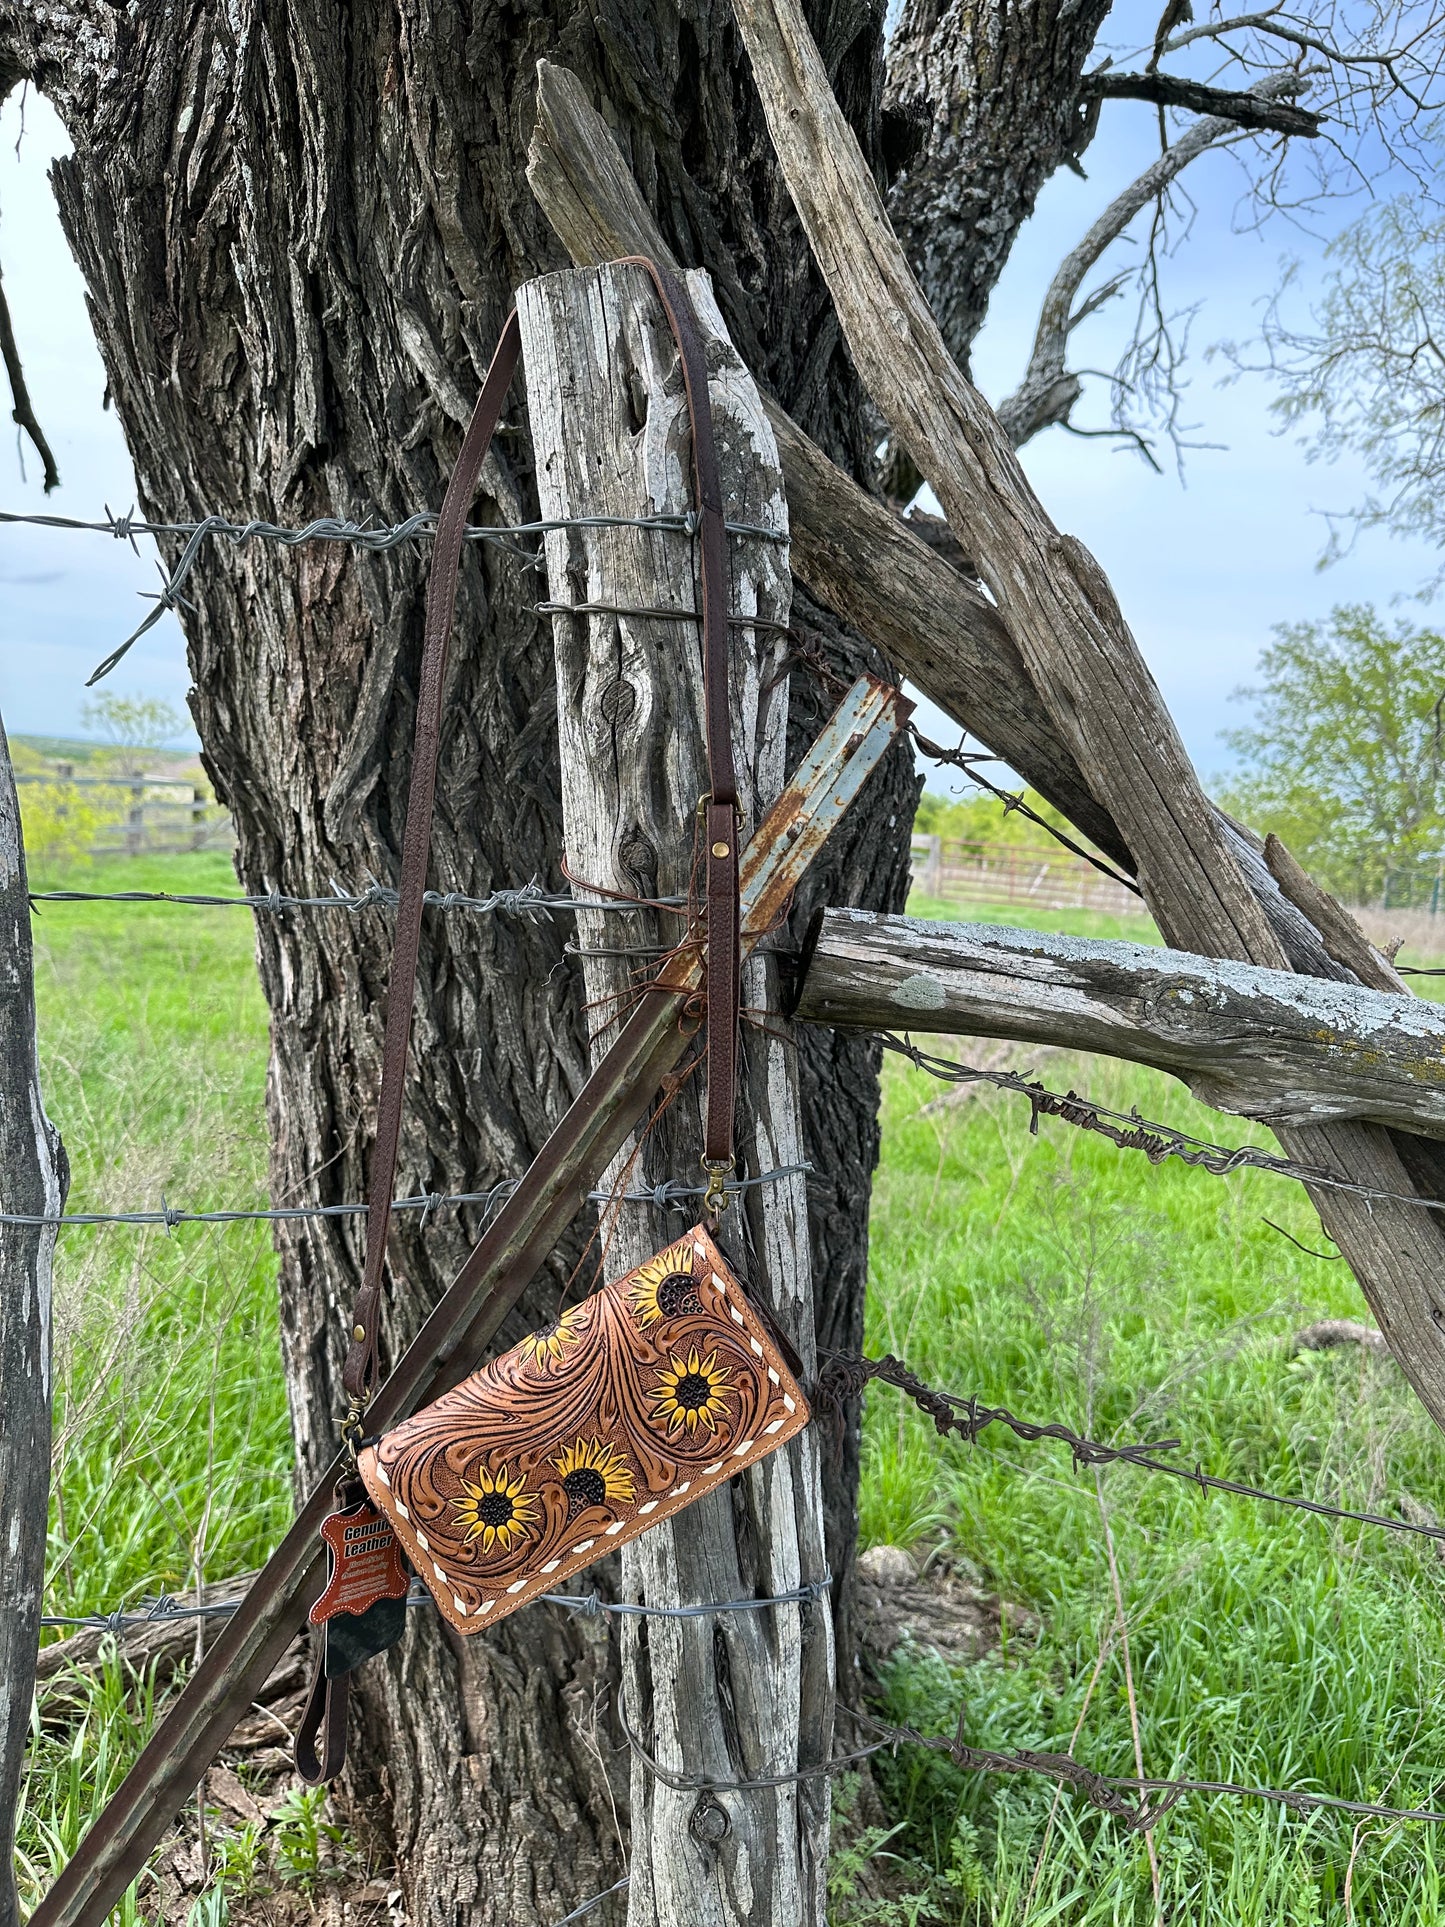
[
  {"x1": 798, "y1": 908, "x2": 1445, "y2": 1138},
  {"x1": 518, "y1": 262, "x2": 832, "y2": 1927}
]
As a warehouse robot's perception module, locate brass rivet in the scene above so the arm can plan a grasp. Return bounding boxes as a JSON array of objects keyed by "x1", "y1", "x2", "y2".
[
  {"x1": 353, "y1": 1324, "x2": 366, "y2": 1342},
  {"x1": 711, "y1": 841, "x2": 730, "y2": 858}
]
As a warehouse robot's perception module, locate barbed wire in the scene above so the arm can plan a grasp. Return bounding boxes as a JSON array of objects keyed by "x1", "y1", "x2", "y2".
[
  {"x1": 0, "y1": 503, "x2": 785, "y2": 683},
  {"x1": 620, "y1": 1694, "x2": 1445, "y2": 1832},
  {"x1": 27, "y1": 879, "x2": 688, "y2": 917},
  {"x1": 909, "y1": 728, "x2": 1144, "y2": 897},
  {"x1": 40, "y1": 1571, "x2": 832, "y2": 1636},
  {"x1": 549, "y1": 1876, "x2": 630, "y2": 1925},
  {"x1": 0, "y1": 1163, "x2": 811, "y2": 1230},
  {"x1": 880, "y1": 1032, "x2": 1445, "y2": 1218},
  {"x1": 816, "y1": 1352, "x2": 1445, "y2": 1548}
]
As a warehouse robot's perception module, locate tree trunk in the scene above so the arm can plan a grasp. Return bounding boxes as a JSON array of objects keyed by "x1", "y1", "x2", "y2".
[
  {"x1": 0, "y1": 710, "x2": 68, "y2": 1927},
  {"x1": 3, "y1": 6, "x2": 911, "y2": 1920}
]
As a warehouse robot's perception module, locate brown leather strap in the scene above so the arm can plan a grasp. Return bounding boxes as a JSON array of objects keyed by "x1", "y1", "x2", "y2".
[
  {"x1": 342, "y1": 261, "x2": 739, "y2": 1408},
  {"x1": 342, "y1": 313, "x2": 524, "y2": 1404},
  {"x1": 294, "y1": 1649, "x2": 350, "y2": 1785}
]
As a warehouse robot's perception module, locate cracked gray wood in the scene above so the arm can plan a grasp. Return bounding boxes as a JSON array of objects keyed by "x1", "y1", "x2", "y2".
[
  {"x1": 525, "y1": 57, "x2": 1349, "y2": 989},
  {"x1": 0, "y1": 711, "x2": 67, "y2": 1927},
  {"x1": 798, "y1": 908, "x2": 1445, "y2": 1138},
  {"x1": 517, "y1": 262, "x2": 831, "y2": 1927},
  {"x1": 729, "y1": 0, "x2": 1445, "y2": 1435}
]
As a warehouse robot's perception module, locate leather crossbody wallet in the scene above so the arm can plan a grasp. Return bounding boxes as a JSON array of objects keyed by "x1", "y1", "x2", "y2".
[{"x1": 298, "y1": 256, "x2": 808, "y2": 1757}]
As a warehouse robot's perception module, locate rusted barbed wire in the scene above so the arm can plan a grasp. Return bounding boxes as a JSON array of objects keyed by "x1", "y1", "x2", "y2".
[
  {"x1": 619, "y1": 1692, "x2": 1445, "y2": 1831},
  {"x1": 879, "y1": 1032, "x2": 1445, "y2": 1217},
  {"x1": 816, "y1": 1351, "x2": 1445, "y2": 1547},
  {"x1": 28, "y1": 879, "x2": 687, "y2": 916},
  {"x1": 909, "y1": 730, "x2": 1144, "y2": 897},
  {"x1": 0, "y1": 503, "x2": 785, "y2": 683}
]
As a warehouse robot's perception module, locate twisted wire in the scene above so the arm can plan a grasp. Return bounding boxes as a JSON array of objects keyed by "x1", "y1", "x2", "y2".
[
  {"x1": 0, "y1": 504, "x2": 785, "y2": 683},
  {"x1": 0, "y1": 1163, "x2": 812, "y2": 1230}
]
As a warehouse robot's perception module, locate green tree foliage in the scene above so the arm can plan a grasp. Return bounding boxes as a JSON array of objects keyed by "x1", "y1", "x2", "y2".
[
  {"x1": 913, "y1": 785, "x2": 1089, "y2": 852},
  {"x1": 1221, "y1": 603, "x2": 1445, "y2": 901},
  {"x1": 79, "y1": 692, "x2": 186, "y2": 778},
  {"x1": 1253, "y1": 197, "x2": 1445, "y2": 582}
]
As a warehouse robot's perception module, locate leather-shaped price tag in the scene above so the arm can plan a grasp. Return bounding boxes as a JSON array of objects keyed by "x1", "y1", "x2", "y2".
[{"x1": 310, "y1": 1495, "x2": 410, "y2": 1677}]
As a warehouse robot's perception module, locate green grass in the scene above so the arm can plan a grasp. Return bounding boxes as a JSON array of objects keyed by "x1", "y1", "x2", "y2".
[
  {"x1": 19, "y1": 852, "x2": 290, "y2": 1912},
  {"x1": 17, "y1": 860, "x2": 1445, "y2": 1921}
]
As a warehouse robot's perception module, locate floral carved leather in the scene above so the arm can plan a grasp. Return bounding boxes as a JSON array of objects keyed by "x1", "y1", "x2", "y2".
[{"x1": 357, "y1": 1225, "x2": 809, "y2": 1635}]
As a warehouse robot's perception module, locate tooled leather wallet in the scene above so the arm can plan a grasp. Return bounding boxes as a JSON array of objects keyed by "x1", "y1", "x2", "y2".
[{"x1": 358, "y1": 1225, "x2": 810, "y2": 1633}]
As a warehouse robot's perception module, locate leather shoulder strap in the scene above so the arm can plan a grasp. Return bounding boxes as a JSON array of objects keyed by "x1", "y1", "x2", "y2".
[{"x1": 342, "y1": 262, "x2": 740, "y2": 1412}]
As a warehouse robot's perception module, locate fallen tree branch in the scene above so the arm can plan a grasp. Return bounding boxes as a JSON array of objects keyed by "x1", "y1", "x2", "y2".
[
  {"x1": 795, "y1": 907, "x2": 1445, "y2": 1138},
  {"x1": 524, "y1": 58, "x2": 1349, "y2": 990}
]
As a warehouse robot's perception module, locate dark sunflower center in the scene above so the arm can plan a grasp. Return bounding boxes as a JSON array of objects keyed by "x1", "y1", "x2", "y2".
[
  {"x1": 657, "y1": 1273, "x2": 700, "y2": 1318},
  {"x1": 477, "y1": 1491, "x2": 515, "y2": 1527},
  {"x1": 563, "y1": 1466, "x2": 608, "y2": 1511},
  {"x1": 674, "y1": 1371, "x2": 713, "y2": 1412}
]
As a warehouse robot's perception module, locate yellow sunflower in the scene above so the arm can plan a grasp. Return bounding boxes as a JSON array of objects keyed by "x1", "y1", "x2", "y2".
[
  {"x1": 552, "y1": 1438, "x2": 636, "y2": 1515},
  {"x1": 630, "y1": 1248, "x2": 702, "y2": 1328},
  {"x1": 651, "y1": 1347, "x2": 735, "y2": 1437},
  {"x1": 518, "y1": 1303, "x2": 585, "y2": 1367},
  {"x1": 453, "y1": 1465, "x2": 539, "y2": 1553}
]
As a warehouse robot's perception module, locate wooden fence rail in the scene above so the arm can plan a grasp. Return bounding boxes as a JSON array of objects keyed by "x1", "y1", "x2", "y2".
[
  {"x1": 910, "y1": 833, "x2": 1143, "y2": 916},
  {"x1": 14, "y1": 774, "x2": 233, "y2": 858}
]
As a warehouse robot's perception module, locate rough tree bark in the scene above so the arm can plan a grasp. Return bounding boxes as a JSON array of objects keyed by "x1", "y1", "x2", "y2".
[
  {"x1": 519, "y1": 258, "x2": 830, "y2": 1925},
  {"x1": 0, "y1": 710, "x2": 68, "y2": 1927},
  {"x1": 0, "y1": 6, "x2": 910, "y2": 1920}
]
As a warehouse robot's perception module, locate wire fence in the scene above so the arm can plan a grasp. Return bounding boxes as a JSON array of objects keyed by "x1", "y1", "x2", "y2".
[
  {"x1": 879, "y1": 1033, "x2": 1445, "y2": 1218},
  {"x1": 17, "y1": 489, "x2": 1445, "y2": 1912},
  {"x1": 0, "y1": 1163, "x2": 811, "y2": 1231},
  {"x1": 0, "y1": 504, "x2": 785, "y2": 684}
]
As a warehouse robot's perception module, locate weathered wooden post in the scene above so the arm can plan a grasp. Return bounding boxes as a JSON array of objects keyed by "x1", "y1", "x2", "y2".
[
  {"x1": 0, "y1": 709, "x2": 67, "y2": 1927},
  {"x1": 517, "y1": 263, "x2": 832, "y2": 1926},
  {"x1": 924, "y1": 832, "x2": 942, "y2": 901}
]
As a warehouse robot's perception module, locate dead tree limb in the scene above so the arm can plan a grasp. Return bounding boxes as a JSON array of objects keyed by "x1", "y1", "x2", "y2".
[
  {"x1": 727, "y1": 0, "x2": 1445, "y2": 1436},
  {"x1": 1082, "y1": 69, "x2": 1322, "y2": 137},
  {"x1": 994, "y1": 110, "x2": 1246, "y2": 447},
  {"x1": 518, "y1": 260, "x2": 832, "y2": 1924},
  {"x1": 0, "y1": 709, "x2": 67, "y2": 1927},
  {"x1": 0, "y1": 258, "x2": 60, "y2": 494},
  {"x1": 524, "y1": 60, "x2": 1343, "y2": 989},
  {"x1": 796, "y1": 908, "x2": 1445, "y2": 1138}
]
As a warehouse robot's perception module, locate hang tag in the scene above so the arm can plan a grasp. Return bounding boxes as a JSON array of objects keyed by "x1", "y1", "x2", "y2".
[{"x1": 310, "y1": 1497, "x2": 411, "y2": 1627}]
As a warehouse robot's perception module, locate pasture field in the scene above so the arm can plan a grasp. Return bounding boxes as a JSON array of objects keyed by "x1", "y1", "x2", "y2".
[{"x1": 17, "y1": 853, "x2": 1445, "y2": 1922}]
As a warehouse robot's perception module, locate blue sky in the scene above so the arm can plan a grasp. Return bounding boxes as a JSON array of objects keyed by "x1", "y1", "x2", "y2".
[{"x1": 1, "y1": 68, "x2": 1439, "y2": 784}]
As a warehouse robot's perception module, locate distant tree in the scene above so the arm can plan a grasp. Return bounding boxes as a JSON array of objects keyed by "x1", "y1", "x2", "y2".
[
  {"x1": 1247, "y1": 198, "x2": 1445, "y2": 584},
  {"x1": 79, "y1": 692, "x2": 185, "y2": 779},
  {"x1": 1221, "y1": 603, "x2": 1445, "y2": 898}
]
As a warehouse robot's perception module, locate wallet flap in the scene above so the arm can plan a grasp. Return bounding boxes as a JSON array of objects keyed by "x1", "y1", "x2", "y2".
[{"x1": 358, "y1": 1225, "x2": 810, "y2": 1634}]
